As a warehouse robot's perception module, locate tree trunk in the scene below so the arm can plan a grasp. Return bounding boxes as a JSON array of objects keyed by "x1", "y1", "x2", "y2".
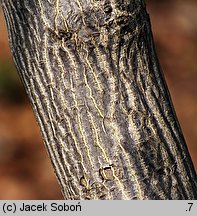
[{"x1": 1, "y1": 0, "x2": 196, "y2": 200}]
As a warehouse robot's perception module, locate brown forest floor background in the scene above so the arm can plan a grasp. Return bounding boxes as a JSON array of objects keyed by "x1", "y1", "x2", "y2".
[{"x1": 0, "y1": 0, "x2": 196, "y2": 199}]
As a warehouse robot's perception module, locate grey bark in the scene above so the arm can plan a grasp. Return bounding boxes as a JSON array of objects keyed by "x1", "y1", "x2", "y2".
[{"x1": 1, "y1": 0, "x2": 196, "y2": 199}]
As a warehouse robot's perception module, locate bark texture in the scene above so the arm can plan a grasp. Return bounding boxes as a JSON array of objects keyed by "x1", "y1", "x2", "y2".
[{"x1": 1, "y1": 0, "x2": 197, "y2": 199}]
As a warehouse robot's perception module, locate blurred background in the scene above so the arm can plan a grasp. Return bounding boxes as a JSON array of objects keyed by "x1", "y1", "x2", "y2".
[{"x1": 0, "y1": 0, "x2": 196, "y2": 199}]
